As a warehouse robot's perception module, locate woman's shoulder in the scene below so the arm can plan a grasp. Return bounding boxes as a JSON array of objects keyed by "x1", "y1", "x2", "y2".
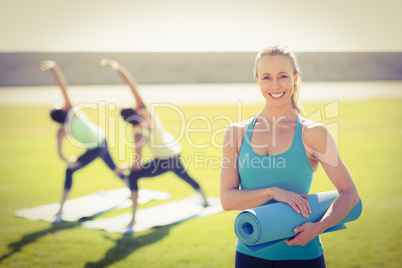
[
  {"x1": 226, "y1": 116, "x2": 255, "y2": 133},
  {"x1": 67, "y1": 107, "x2": 90, "y2": 123},
  {"x1": 300, "y1": 116, "x2": 332, "y2": 149},
  {"x1": 300, "y1": 116, "x2": 329, "y2": 132},
  {"x1": 223, "y1": 116, "x2": 256, "y2": 150}
]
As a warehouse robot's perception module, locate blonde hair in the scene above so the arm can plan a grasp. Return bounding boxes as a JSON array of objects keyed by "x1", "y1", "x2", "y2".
[{"x1": 254, "y1": 45, "x2": 304, "y2": 116}]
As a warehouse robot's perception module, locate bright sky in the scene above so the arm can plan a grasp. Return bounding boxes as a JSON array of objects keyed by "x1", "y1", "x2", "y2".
[{"x1": 2, "y1": 0, "x2": 401, "y2": 52}]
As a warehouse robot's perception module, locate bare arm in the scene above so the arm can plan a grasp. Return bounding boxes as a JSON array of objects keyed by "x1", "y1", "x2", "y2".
[
  {"x1": 313, "y1": 125, "x2": 359, "y2": 227},
  {"x1": 100, "y1": 59, "x2": 146, "y2": 110},
  {"x1": 308, "y1": 124, "x2": 358, "y2": 228},
  {"x1": 220, "y1": 123, "x2": 311, "y2": 217},
  {"x1": 56, "y1": 127, "x2": 68, "y2": 162},
  {"x1": 56, "y1": 127, "x2": 81, "y2": 169},
  {"x1": 317, "y1": 157, "x2": 358, "y2": 230},
  {"x1": 41, "y1": 60, "x2": 72, "y2": 109},
  {"x1": 286, "y1": 124, "x2": 359, "y2": 246},
  {"x1": 130, "y1": 133, "x2": 145, "y2": 171}
]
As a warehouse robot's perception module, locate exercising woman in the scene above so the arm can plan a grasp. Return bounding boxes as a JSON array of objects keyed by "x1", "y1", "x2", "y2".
[
  {"x1": 101, "y1": 59, "x2": 209, "y2": 227},
  {"x1": 41, "y1": 60, "x2": 126, "y2": 222}
]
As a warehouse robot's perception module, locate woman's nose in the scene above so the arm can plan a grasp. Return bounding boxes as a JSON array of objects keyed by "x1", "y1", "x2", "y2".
[{"x1": 272, "y1": 79, "x2": 280, "y2": 88}]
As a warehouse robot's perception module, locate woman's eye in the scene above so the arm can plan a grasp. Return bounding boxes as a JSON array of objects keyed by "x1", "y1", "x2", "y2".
[
  {"x1": 281, "y1": 75, "x2": 288, "y2": 78},
  {"x1": 263, "y1": 77, "x2": 271, "y2": 80}
]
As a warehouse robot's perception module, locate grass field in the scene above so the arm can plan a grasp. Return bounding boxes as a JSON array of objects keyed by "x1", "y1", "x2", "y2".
[{"x1": 0, "y1": 99, "x2": 401, "y2": 267}]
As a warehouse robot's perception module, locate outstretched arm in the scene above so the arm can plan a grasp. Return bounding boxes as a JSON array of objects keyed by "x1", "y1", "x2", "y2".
[
  {"x1": 41, "y1": 60, "x2": 72, "y2": 110},
  {"x1": 100, "y1": 59, "x2": 146, "y2": 110}
]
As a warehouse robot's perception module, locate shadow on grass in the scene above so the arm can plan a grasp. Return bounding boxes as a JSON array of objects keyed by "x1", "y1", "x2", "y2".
[
  {"x1": 0, "y1": 217, "x2": 93, "y2": 265},
  {"x1": 85, "y1": 223, "x2": 179, "y2": 268}
]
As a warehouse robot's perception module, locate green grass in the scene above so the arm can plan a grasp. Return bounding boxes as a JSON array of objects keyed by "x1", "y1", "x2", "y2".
[{"x1": 0, "y1": 99, "x2": 401, "y2": 267}]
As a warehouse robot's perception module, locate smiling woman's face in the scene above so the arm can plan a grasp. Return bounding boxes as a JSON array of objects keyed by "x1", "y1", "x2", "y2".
[{"x1": 256, "y1": 55, "x2": 298, "y2": 107}]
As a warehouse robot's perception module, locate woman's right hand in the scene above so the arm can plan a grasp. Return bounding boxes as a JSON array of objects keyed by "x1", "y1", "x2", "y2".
[
  {"x1": 40, "y1": 60, "x2": 56, "y2": 71},
  {"x1": 65, "y1": 156, "x2": 81, "y2": 169},
  {"x1": 270, "y1": 187, "x2": 311, "y2": 218},
  {"x1": 100, "y1": 59, "x2": 120, "y2": 70}
]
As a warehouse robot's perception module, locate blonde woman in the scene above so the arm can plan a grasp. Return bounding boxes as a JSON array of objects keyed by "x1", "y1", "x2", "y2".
[{"x1": 220, "y1": 46, "x2": 358, "y2": 267}]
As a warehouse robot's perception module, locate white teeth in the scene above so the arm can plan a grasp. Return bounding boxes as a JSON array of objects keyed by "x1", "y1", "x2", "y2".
[{"x1": 270, "y1": 92, "x2": 285, "y2": 98}]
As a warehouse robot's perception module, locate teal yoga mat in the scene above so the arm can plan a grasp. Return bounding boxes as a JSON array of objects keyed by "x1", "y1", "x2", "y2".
[{"x1": 234, "y1": 190, "x2": 362, "y2": 252}]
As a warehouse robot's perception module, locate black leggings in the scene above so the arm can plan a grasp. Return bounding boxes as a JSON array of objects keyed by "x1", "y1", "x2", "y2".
[
  {"x1": 235, "y1": 251, "x2": 326, "y2": 268},
  {"x1": 64, "y1": 140, "x2": 124, "y2": 189},
  {"x1": 128, "y1": 155, "x2": 200, "y2": 191}
]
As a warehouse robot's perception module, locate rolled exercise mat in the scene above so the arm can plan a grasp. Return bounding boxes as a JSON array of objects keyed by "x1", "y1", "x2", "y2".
[{"x1": 234, "y1": 190, "x2": 362, "y2": 252}]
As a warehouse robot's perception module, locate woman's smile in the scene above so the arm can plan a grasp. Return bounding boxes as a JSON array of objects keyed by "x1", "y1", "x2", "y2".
[{"x1": 269, "y1": 91, "x2": 286, "y2": 99}]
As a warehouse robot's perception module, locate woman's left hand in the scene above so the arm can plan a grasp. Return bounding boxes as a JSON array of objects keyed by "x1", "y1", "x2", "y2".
[
  {"x1": 67, "y1": 156, "x2": 82, "y2": 169},
  {"x1": 284, "y1": 222, "x2": 324, "y2": 246}
]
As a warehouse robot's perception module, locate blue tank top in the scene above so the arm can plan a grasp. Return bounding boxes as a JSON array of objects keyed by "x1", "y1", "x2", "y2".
[{"x1": 236, "y1": 114, "x2": 323, "y2": 260}]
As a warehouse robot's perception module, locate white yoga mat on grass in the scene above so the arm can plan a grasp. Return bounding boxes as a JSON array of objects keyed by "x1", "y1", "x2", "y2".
[
  {"x1": 14, "y1": 188, "x2": 171, "y2": 222},
  {"x1": 81, "y1": 195, "x2": 223, "y2": 233}
]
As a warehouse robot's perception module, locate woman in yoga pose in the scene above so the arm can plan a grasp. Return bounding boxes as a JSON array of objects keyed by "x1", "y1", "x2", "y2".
[
  {"x1": 41, "y1": 60, "x2": 126, "y2": 222},
  {"x1": 220, "y1": 45, "x2": 358, "y2": 267},
  {"x1": 101, "y1": 59, "x2": 209, "y2": 227}
]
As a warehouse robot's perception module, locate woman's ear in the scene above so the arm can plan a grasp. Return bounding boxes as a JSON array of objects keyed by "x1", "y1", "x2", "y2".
[
  {"x1": 255, "y1": 76, "x2": 260, "y2": 86},
  {"x1": 294, "y1": 72, "x2": 299, "y2": 84}
]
